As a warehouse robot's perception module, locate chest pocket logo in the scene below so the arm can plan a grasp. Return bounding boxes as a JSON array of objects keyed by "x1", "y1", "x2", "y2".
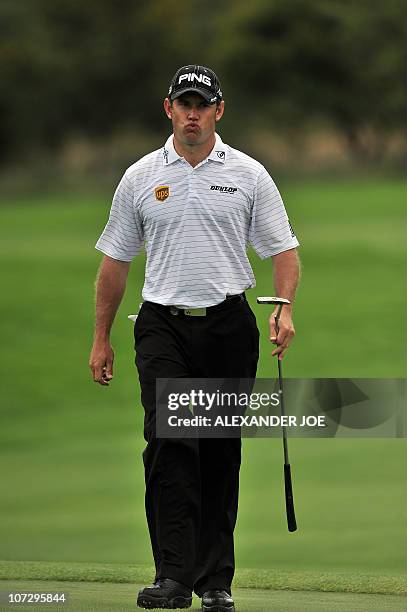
[{"x1": 155, "y1": 185, "x2": 170, "y2": 202}]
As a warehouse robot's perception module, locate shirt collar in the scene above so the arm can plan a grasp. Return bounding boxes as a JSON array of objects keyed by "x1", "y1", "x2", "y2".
[
  {"x1": 162, "y1": 135, "x2": 181, "y2": 165},
  {"x1": 162, "y1": 133, "x2": 227, "y2": 165},
  {"x1": 208, "y1": 133, "x2": 227, "y2": 163}
]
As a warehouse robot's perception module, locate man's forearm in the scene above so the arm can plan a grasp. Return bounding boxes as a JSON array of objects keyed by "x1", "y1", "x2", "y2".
[
  {"x1": 94, "y1": 256, "x2": 131, "y2": 339},
  {"x1": 272, "y1": 248, "x2": 301, "y2": 309}
]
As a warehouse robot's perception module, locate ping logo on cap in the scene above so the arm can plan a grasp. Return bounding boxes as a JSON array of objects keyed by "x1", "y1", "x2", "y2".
[
  {"x1": 178, "y1": 73, "x2": 212, "y2": 86},
  {"x1": 155, "y1": 186, "x2": 170, "y2": 202},
  {"x1": 168, "y1": 65, "x2": 222, "y2": 103}
]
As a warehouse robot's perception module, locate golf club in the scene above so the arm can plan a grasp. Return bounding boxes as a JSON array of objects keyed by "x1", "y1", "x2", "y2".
[{"x1": 257, "y1": 296, "x2": 297, "y2": 532}]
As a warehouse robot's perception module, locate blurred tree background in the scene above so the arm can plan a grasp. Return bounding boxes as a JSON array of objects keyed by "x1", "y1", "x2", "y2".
[{"x1": 1, "y1": 0, "x2": 406, "y2": 182}]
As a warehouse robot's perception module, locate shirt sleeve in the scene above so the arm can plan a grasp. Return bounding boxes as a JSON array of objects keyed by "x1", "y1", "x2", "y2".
[
  {"x1": 249, "y1": 166, "x2": 299, "y2": 259},
  {"x1": 95, "y1": 171, "x2": 144, "y2": 261}
]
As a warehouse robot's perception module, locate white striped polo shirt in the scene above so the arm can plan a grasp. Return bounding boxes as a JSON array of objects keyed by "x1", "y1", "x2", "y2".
[{"x1": 95, "y1": 133, "x2": 299, "y2": 308}]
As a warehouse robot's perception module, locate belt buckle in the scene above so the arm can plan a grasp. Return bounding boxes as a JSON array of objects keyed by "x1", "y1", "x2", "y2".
[{"x1": 184, "y1": 307, "x2": 206, "y2": 317}]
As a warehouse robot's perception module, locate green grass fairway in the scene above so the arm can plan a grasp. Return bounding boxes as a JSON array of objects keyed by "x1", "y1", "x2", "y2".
[
  {"x1": 0, "y1": 179, "x2": 406, "y2": 583},
  {"x1": 1, "y1": 580, "x2": 406, "y2": 611},
  {"x1": 2, "y1": 560, "x2": 406, "y2": 595}
]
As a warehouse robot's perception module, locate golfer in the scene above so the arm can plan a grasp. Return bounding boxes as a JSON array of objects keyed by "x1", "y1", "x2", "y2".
[{"x1": 89, "y1": 65, "x2": 300, "y2": 612}]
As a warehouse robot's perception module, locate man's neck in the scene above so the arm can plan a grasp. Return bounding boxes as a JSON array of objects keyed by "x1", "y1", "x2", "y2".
[{"x1": 173, "y1": 133, "x2": 216, "y2": 168}]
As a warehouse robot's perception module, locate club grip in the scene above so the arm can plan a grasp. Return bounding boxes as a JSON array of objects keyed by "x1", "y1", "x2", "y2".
[{"x1": 284, "y1": 463, "x2": 297, "y2": 532}]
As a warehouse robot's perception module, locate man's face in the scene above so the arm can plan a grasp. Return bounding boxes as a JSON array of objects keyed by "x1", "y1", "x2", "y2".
[{"x1": 164, "y1": 93, "x2": 224, "y2": 146}]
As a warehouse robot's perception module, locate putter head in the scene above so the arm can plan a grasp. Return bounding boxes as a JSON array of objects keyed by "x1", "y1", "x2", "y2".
[{"x1": 257, "y1": 296, "x2": 291, "y2": 306}]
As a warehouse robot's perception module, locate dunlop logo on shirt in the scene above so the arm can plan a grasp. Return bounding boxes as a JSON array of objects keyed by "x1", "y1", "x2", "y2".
[
  {"x1": 210, "y1": 185, "x2": 237, "y2": 193},
  {"x1": 155, "y1": 185, "x2": 170, "y2": 202}
]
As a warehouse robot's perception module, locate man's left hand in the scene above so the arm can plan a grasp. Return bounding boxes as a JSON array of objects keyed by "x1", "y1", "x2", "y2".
[{"x1": 269, "y1": 308, "x2": 295, "y2": 360}]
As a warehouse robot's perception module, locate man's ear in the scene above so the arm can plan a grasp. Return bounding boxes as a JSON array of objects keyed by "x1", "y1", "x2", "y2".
[
  {"x1": 164, "y1": 98, "x2": 172, "y2": 119},
  {"x1": 215, "y1": 100, "x2": 225, "y2": 122}
]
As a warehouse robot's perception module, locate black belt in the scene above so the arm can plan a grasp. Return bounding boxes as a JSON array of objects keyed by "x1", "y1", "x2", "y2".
[{"x1": 148, "y1": 293, "x2": 246, "y2": 317}]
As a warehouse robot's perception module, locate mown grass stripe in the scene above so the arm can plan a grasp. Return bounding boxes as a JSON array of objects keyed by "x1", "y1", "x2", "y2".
[{"x1": 0, "y1": 561, "x2": 405, "y2": 596}]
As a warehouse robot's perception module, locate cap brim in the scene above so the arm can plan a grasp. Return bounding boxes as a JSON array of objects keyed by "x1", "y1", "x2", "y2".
[{"x1": 170, "y1": 87, "x2": 217, "y2": 104}]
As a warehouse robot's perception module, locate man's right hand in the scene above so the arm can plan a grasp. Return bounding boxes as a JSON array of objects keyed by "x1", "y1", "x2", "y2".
[{"x1": 89, "y1": 340, "x2": 115, "y2": 386}]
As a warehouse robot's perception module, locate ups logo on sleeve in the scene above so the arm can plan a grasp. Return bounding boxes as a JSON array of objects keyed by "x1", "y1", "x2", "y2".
[{"x1": 155, "y1": 185, "x2": 170, "y2": 202}]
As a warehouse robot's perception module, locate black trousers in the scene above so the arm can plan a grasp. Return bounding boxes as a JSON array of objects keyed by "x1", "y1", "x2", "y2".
[{"x1": 134, "y1": 295, "x2": 259, "y2": 596}]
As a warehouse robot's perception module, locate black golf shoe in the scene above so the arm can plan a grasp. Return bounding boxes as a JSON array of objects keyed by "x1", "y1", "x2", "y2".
[
  {"x1": 137, "y1": 578, "x2": 192, "y2": 609},
  {"x1": 201, "y1": 590, "x2": 235, "y2": 612}
]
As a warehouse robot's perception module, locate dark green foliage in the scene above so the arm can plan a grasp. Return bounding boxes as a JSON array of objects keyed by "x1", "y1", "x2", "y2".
[{"x1": 0, "y1": 0, "x2": 406, "y2": 162}]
